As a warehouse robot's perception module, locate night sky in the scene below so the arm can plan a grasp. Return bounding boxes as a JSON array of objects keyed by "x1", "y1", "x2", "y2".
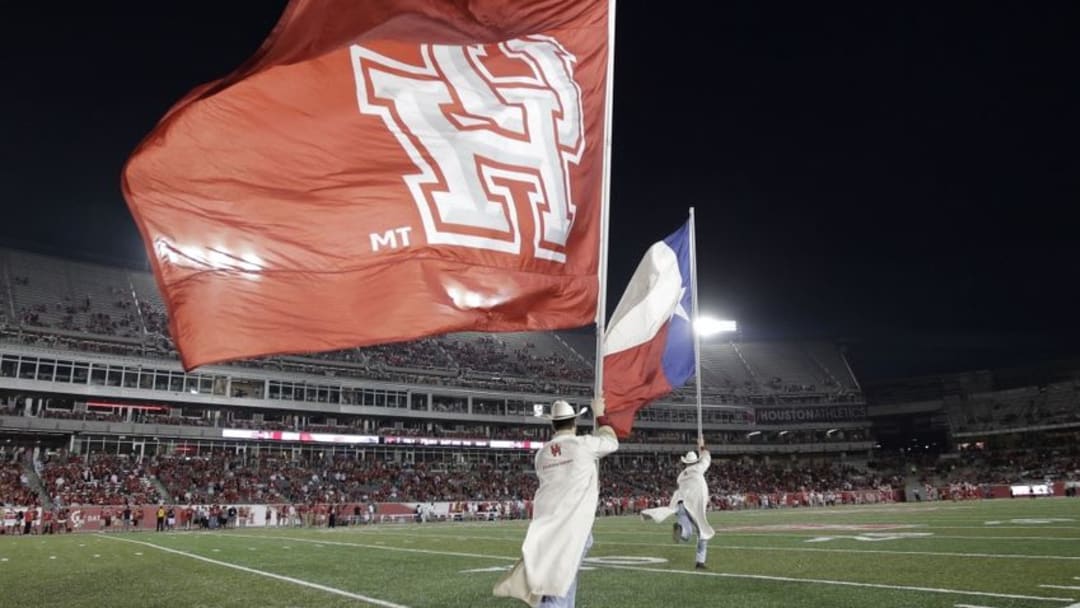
[{"x1": 1, "y1": 2, "x2": 1077, "y2": 382}]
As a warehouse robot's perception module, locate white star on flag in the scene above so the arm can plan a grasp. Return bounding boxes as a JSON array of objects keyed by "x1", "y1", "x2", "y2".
[{"x1": 673, "y1": 287, "x2": 690, "y2": 321}]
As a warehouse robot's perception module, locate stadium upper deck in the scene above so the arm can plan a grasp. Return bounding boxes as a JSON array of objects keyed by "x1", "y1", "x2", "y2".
[
  {"x1": 0, "y1": 247, "x2": 861, "y2": 400},
  {"x1": 0, "y1": 247, "x2": 873, "y2": 460}
]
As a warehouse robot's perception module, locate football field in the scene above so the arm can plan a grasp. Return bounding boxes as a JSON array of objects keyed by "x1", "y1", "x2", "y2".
[{"x1": 2, "y1": 499, "x2": 1079, "y2": 607}]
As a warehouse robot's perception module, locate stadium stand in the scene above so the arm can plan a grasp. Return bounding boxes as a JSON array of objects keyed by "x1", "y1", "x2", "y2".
[
  {"x1": 1, "y1": 246, "x2": 967, "y2": 523},
  {"x1": 697, "y1": 341, "x2": 755, "y2": 389},
  {"x1": 0, "y1": 247, "x2": 862, "y2": 398},
  {"x1": 946, "y1": 380, "x2": 1080, "y2": 435},
  {"x1": 40, "y1": 453, "x2": 162, "y2": 507},
  {"x1": 0, "y1": 451, "x2": 36, "y2": 507},
  {"x1": 18, "y1": 446, "x2": 901, "y2": 510}
]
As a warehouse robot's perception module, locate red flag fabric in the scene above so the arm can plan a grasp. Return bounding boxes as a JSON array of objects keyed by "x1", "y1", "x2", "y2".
[{"x1": 123, "y1": 0, "x2": 609, "y2": 369}]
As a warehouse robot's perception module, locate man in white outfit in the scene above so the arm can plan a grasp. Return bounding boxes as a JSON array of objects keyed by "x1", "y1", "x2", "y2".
[
  {"x1": 673, "y1": 440, "x2": 715, "y2": 569},
  {"x1": 494, "y1": 397, "x2": 619, "y2": 607}
]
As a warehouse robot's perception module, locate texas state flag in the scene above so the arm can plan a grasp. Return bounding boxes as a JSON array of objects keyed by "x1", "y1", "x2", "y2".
[{"x1": 602, "y1": 220, "x2": 696, "y2": 437}]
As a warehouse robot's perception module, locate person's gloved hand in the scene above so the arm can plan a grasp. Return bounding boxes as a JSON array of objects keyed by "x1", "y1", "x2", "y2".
[{"x1": 591, "y1": 397, "x2": 606, "y2": 418}]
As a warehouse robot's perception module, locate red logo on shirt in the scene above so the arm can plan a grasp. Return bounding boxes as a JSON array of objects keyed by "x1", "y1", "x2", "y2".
[{"x1": 550, "y1": 444, "x2": 562, "y2": 457}]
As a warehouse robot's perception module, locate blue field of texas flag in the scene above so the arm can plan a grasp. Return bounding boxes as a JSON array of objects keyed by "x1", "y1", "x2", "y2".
[{"x1": 602, "y1": 220, "x2": 696, "y2": 437}]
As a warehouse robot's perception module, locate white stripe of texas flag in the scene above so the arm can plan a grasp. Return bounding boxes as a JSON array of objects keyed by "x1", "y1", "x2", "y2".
[{"x1": 603, "y1": 239, "x2": 685, "y2": 356}]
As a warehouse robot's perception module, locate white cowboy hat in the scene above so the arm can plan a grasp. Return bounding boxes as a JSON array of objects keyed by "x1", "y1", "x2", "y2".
[
  {"x1": 680, "y1": 451, "x2": 699, "y2": 465},
  {"x1": 547, "y1": 399, "x2": 584, "y2": 421}
]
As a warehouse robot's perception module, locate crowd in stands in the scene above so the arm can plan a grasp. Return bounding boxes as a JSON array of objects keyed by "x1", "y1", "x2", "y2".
[
  {"x1": 598, "y1": 455, "x2": 902, "y2": 509},
  {"x1": 1, "y1": 325, "x2": 595, "y2": 395},
  {"x1": 39, "y1": 453, "x2": 162, "y2": 507},
  {"x1": 147, "y1": 453, "x2": 539, "y2": 506},
  {"x1": 364, "y1": 338, "x2": 457, "y2": 370},
  {"x1": 5, "y1": 440, "x2": 1076, "y2": 522},
  {"x1": 23, "y1": 449, "x2": 901, "y2": 510},
  {"x1": 930, "y1": 445, "x2": 1079, "y2": 486},
  {"x1": 621, "y1": 428, "x2": 871, "y2": 445},
  {"x1": 13, "y1": 285, "x2": 143, "y2": 339},
  {"x1": 1, "y1": 319, "x2": 860, "y2": 402},
  {"x1": 133, "y1": 412, "x2": 213, "y2": 427},
  {"x1": 0, "y1": 450, "x2": 36, "y2": 507},
  {"x1": 439, "y1": 336, "x2": 593, "y2": 384},
  {"x1": 40, "y1": 409, "x2": 124, "y2": 424}
]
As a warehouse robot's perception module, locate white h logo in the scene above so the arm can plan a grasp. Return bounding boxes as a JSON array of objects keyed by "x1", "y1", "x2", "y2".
[{"x1": 351, "y1": 37, "x2": 584, "y2": 263}]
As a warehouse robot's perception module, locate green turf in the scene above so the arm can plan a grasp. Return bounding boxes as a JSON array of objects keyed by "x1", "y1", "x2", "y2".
[{"x1": 2, "y1": 499, "x2": 1079, "y2": 607}]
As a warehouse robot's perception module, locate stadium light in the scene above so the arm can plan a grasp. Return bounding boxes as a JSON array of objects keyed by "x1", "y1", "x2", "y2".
[{"x1": 695, "y1": 316, "x2": 737, "y2": 337}]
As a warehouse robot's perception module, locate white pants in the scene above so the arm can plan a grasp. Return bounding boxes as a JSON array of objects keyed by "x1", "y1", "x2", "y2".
[
  {"x1": 540, "y1": 533, "x2": 594, "y2": 608},
  {"x1": 676, "y1": 504, "x2": 708, "y2": 564}
]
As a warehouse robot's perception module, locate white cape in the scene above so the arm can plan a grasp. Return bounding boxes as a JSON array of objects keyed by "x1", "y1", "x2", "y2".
[
  {"x1": 494, "y1": 429, "x2": 618, "y2": 605},
  {"x1": 677, "y1": 451, "x2": 715, "y2": 540},
  {"x1": 641, "y1": 451, "x2": 715, "y2": 540},
  {"x1": 640, "y1": 494, "x2": 680, "y2": 524}
]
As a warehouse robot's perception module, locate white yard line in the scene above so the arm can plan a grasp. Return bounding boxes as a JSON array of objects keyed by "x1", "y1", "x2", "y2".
[
  {"x1": 308, "y1": 529, "x2": 1080, "y2": 561},
  {"x1": 234, "y1": 534, "x2": 518, "y2": 561},
  {"x1": 599, "y1": 564, "x2": 1076, "y2": 604},
  {"x1": 719, "y1": 544, "x2": 1080, "y2": 561},
  {"x1": 367, "y1": 528, "x2": 1080, "y2": 544},
  {"x1": 714, "y1": 532, "x2": 1080, "y2": 541},
  {"x1": 602, "y1": 527, "x2": 1080, "y2": 535},
  {"x1": 907, "y1": 535, "x2": 1080, "y2": 542},
  {"x1": 1040, "y1": 586, "x2": 1080, "y2": 591},
  {"x1": 98, "y1": 534, "x2": 410, "y2": 608},
  {"x1": 954, "y1": 604, "x2": 1002, "y2": 608},
  {"x1": 243, "y1": 534, "x2": 1076, "y2": 604},
  {"x1": 930, "y1": 527, "x2": 1080, "y2": 530},
  {"x1": 730, "y1": 533, "x2": 1080, "y2": 542}
]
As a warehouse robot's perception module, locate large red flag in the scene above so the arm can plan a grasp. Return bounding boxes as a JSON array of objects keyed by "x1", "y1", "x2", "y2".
[{"x1": 123, "y1": 0, "x2": 609, "y2": 369}]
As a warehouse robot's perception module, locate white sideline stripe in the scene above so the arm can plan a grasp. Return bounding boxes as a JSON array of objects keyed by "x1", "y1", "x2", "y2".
[
  {"x1": 98, "y1": 535, "x2": 410, "y2": 608},
  {"x1": 599, "y1": 564, "x2": 1075, "y2": 603},
  {"x1": 242, "y1": 534, "x2": 1076, "y2": 604},
  {"x1": 955, "y1": 604, "x2": 1000, "y2": 608},
  {"x1": 1040, "y1": 586, "x2": 1080, "y2": 591}
]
